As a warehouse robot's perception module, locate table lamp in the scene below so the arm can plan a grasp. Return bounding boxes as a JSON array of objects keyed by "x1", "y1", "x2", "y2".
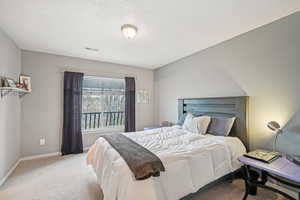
[
  {"x1": 268, "y1": 121, "x2": 300, "y2": 166},
  {"x1": 267, "y1": 121, "x2": 282, "y2": 152}
]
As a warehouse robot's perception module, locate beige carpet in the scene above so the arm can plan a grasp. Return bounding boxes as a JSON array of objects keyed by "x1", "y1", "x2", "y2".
[{"x1": 0, "y1": 153, "x2": 284, "y2": 200}]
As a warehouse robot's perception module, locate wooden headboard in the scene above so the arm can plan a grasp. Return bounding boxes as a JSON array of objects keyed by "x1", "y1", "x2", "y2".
[{"x1": 178, "y1": 96, "x2": 249, "y2": 150}]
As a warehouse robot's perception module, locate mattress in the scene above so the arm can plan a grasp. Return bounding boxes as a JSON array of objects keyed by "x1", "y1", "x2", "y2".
[{"x1": 87, "y1": 126, "x2": 246, "y2": 200}]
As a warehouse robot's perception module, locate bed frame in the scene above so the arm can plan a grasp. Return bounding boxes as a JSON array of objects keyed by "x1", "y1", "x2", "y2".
[
  {"x1": 178, "y1": 96, "x2": 249, "y2": 200},
  {"x1": 178, "y1": 96, "x2": 249, "y2": 150}
]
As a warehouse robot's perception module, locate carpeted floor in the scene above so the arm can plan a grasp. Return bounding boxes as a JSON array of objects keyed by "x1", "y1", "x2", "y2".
[{"x1": 0, "y1": 153, "x2": 285, "y2": 200}]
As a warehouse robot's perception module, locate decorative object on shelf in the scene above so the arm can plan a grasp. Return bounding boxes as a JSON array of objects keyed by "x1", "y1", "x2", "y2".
[
  {"x1": 0, "y1": 75, "x2": 31, "y2": 98},
  {"x1": 0, "y1": 77, "x2": 4, "y2": 87},
  {"x1": 137, "y1": 90, "x2": 150, "y2": 104},
  {"x1": 15, "y1": 82, "x2": 24, "y2": 88},
  {"x1": 19, "y1": 75, "x2": 32, "y2": 92},
  {"x1": 267, "y1": 121, "x2": 282, "y2": 152},
  {"x1": 2, "y1": 77, "x2": 16, "y2": 87}
]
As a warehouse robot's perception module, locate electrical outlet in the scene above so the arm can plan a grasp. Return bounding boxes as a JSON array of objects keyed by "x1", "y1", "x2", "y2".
[{"x1": 40, "y1": 138, "x2": 46, "y2": 146}]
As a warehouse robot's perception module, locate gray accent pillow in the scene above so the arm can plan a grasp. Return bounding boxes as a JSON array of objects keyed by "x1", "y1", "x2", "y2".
[{"x1": 207, "y1": 117, "x2": 236, "y2": 136}]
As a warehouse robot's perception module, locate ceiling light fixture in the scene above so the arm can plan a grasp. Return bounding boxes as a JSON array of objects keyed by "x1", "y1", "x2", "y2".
[{"x1": 121, "y1": 24, "x2": 138, "y2": 39}]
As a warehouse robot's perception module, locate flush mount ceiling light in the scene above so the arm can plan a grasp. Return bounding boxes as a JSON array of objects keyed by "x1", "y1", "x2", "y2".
[{"x1": 121, "y1": 24, "x2": 138, "y2": 39}]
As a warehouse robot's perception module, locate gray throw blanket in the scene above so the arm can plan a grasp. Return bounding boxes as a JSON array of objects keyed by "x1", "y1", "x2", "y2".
[{"x1": 100, "y1": 133, "x2": 165, "y2": 180}]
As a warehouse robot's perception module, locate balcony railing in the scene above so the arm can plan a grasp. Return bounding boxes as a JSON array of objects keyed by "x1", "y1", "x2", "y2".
[{"x1": 81, "y1": 111, "x2": 124, "y2": 130}]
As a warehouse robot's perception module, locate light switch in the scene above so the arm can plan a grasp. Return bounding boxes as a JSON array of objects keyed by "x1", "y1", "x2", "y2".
[{"x1": 40, "y1": 138, "x2": 46, "y2": 146}]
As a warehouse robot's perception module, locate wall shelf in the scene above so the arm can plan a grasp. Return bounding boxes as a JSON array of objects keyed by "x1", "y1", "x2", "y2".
[{"x1": 0, "y1": 87, "x2": 30, "y2": 98}]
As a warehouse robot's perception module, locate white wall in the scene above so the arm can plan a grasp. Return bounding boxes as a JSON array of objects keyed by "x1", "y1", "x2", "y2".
[
  {"x1": 155, "y1": 12, "x2": 300, "y2": 154},
  {"x1": 0, "y1": 29, "x2": 21, "y2": 180},
  {"x1": 21, "y1": 51, "x2": 154, "y2": 157}
]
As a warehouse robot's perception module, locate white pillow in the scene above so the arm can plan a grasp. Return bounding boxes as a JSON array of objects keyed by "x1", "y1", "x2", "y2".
[
  {"x1": 182, "y1": 113, "x2": 211, "y2": 134},
  {"x1": 196, "y1": 116, "x2": 211, "y2": 134},
  {"x1": 182, "y1": 113, "x2": 198, "y2": 133}
]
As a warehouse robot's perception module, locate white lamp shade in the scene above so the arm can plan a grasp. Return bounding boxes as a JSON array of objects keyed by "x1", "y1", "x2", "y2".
[{"x1": 267, "y1": 121, "x2": 281, "y2": 132}]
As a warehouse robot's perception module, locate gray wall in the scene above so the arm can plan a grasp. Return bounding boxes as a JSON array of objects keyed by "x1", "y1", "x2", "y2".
[
  {"x1": 2, "y1": 10, "x2": 300, "y2": 166},
  {"x1": 0, "y1": 29, "x2": 21, "y2": 180},
  {"x1": 155, "y1": 12, "x2": 300, "y2": 154},
  {"x1": 21, "y1": 51, "x2": 154, "y2": 157}
]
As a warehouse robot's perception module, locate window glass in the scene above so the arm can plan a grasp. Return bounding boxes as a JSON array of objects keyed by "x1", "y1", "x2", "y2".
[{"x1": 82, "y1": 76, "x2": 125, "y2": 131}]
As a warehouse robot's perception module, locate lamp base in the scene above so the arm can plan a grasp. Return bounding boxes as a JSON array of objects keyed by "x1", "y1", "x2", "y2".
[{"x1": 286, "y1": 154, "x2": 300, "y2": 166}]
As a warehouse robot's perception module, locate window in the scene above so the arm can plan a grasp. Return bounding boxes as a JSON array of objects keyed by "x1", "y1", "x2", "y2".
[{"x1": 81, "y1": 76, "x2": 125, "y2": 131}]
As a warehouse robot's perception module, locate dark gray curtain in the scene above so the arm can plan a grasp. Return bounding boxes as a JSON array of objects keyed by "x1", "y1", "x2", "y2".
[
  {"x1": 125, "y1": 77, "x2": 135, "y2": 132},
  {"x1": 61, "y1": 71, "x2": 84, "y2": 155}
]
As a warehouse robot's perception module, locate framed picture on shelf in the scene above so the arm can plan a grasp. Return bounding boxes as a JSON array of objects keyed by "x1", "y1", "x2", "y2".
[{"x1": 19, "y1": 75, "x2": 32, "y2": 92}]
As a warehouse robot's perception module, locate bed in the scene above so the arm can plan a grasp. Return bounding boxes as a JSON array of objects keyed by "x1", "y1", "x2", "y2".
[{"x1": 87, "y1": 96, "x2": 249, "y2": 200}]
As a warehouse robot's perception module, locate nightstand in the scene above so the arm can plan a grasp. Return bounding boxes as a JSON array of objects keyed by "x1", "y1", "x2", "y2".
[{"x1": 239, "y1": 152, "x2": 300, "y2": 200}]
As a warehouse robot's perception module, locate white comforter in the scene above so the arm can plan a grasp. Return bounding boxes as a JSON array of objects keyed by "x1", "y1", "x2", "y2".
[{"x1": 87, "y1": 126, "x2": 246, "y2": 200}]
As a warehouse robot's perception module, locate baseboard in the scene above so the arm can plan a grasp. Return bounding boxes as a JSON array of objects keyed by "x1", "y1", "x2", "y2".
[
  {"x1": 21, "y1": 152, "x2": 61, "y2": 161},
  {"x1": 0, "y1": 159, "x2": 21, "y2": 187},
  {"x1": 83, "y1": 146, "x2": 90, "y2": 152},
  {"x1": 21, "y1": 147, "x2": 91, "y2": 161}
]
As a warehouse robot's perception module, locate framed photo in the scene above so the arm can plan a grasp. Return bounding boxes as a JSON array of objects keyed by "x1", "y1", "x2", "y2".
[
  {"x1": 19, "y1": 75, "x2": 32, "y2": 92},
  {"x1": 137, "y1": 90, "x2": 150, "y2": 104},
  {"x1": 2, "y1": 77, "x2": 16, "y2": 88}
]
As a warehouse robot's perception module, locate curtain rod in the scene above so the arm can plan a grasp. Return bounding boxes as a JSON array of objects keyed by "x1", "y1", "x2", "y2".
[{"x1": 58, "y1": 67, "x2": 138, "y2": 80}]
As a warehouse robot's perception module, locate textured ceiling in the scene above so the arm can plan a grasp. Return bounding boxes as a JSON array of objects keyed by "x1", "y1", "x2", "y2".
[{"x1": 0, "y1": 0, "x2": 300, "y2": 69}]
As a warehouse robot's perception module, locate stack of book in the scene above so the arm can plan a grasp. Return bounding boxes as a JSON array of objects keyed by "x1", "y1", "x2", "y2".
[{"x1": 244, "y1": 150, "x2": 281, "y2": 163}]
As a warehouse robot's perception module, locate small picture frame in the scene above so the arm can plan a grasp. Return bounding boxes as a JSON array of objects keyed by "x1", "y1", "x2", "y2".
[
  {"x1": 2, "y1": 77, "x2": 16, "y2": 88},
  {"x1": 19, "y1": 75, "x2": 32, "y2": 92}
]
